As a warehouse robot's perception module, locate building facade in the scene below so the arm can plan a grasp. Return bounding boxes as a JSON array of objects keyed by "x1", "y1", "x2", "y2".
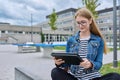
[
  {"x1": 0, "y1": 6, "x2": 120, "y2": 44},
  {"x1": 97, "y1": 6, "x2": 120, "y2": 45},
  {"x1": 37, "y1": 6, "x2": 120, "y2": 44},
  {"x1": 0, "y1": 23, "x2": 41, "y2": 43},
  {"x1": 35, "y1": 8, "x2": 77, "y2": 42}
]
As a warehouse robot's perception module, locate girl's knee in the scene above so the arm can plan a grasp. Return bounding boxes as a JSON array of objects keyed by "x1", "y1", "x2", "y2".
[
  {"x1": 51, "y1": 67, "x2": 60, "y2": 77},
  {"x1": 51, "y1": 67, "x2": 62, "y2": 79},
  {"x1": 51, "y1": 67, "x2": 58, "y2": 74}
]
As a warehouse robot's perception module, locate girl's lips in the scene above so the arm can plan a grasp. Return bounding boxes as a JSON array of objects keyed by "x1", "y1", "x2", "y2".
[{"x1": 80, "y1": 28, "x2": 84, "y2": 30}]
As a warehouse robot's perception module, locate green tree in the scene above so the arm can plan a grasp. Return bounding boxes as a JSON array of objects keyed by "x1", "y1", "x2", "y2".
[
  {"x1": 82, "y1": 0, "x2": 100, "y2": 18},
  {"x1": 40, "y1": 28, "x2": 45, "y2": 43},
  {"x1": 48, "y1": 8, "x2": 58, "y2": 42}
]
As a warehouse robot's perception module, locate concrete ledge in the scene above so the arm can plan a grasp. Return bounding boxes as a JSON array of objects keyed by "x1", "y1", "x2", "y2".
[
  {"x1": 17, "y1": 46, "x2": 41, "y2": 53},
  {"x1": 15, "y1": 67, "x2": 42, "y2": 80}
]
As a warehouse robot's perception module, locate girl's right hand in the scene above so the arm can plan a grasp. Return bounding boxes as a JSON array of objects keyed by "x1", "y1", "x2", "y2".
[{"x1": 53, "y1": 57, "x2": 65, "y2": 66}]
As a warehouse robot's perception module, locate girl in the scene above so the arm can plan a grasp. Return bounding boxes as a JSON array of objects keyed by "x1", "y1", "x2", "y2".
[{"x1": 51, "y1": 8, "x2": 108, "y2": 80}]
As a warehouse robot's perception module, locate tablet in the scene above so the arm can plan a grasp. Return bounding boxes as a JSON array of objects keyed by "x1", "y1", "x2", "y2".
[{"x1": 51, "y1": 52, "x2": 83, "y2": 65}]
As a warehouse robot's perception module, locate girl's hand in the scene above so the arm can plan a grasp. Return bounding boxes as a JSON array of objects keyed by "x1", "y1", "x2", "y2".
[
  {"x1": 80, "y1": 58, "x2": 93, "y2": 69},
  {"x1": 53, "y1": 57, "x2": 65, "y2": 66}
]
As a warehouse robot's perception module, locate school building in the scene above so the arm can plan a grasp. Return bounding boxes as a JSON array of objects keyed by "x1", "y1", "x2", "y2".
[{"x1": 0, "y1": 6, "x2": 120, "y2": 44}]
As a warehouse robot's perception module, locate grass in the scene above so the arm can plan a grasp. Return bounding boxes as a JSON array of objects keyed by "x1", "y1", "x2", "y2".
[
  {"x1": 53, "y1": 46, "x2": 120, "y2": 75},
  {"x1": 53, "y1": 46, "x2": 66, "y2": 50},
  {"x1": 54, "y1": 46, "x2": 120, "y2": 51},
  {"x1": 109, "y1": 48, "x2": 120, "y2": 52},
  {"x1": 100, "y1": 61, "x2": 120, "y2": 75}
]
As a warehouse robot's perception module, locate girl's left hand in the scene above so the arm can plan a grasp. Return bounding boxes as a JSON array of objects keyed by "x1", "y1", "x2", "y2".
[{"x1": 80, "y1": 58, "x2": 93, "y2": 69}]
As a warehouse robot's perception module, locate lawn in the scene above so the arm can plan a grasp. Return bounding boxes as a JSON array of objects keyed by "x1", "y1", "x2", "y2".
[
  {"x1": 54, "y1": 46, "x2": 120, "y2": 52},
  {"x1": 54, "y1": 46, "x2": 120, "y2": 75},
  {"x1": 108, "y1": 48, "x2": 120, "y2": 52},
  {"x1": 100, "y1": 61, "x2": 120, "y2": 75},
  {"x1": 53, "y1": 46, "x2": 66, "y2": 50}
]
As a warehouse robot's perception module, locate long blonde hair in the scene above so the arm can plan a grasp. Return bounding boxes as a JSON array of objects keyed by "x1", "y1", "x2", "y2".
[{"x1": 75, "y1": 8, "x2": 108, "y2": 54}]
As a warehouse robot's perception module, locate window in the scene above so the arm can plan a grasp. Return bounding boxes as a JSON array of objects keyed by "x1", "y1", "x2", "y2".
[{"x1": 1, "y1": 31, "x2": 5, "y2": 33}]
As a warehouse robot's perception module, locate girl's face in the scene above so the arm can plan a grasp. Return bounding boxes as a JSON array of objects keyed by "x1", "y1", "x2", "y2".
[{"x1": 75, "y1": 16, "x2": 92, "y2": 33}]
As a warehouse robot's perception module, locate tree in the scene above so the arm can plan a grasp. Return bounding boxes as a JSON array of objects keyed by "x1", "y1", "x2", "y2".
[
  {"x1": 40, "y1": 28, "x2": 45, "y2": 43},
  {"x1": 82, "y1": 0, "x2": 100, "y2": 19},
  {"x1": 48, "y1": 8, "x2": 58, "y2": 42}
]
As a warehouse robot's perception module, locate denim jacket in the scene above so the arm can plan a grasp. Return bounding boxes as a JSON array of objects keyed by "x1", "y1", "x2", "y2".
[{"x1": 66, "y1": 31, "x2": 104, "y2": 73}]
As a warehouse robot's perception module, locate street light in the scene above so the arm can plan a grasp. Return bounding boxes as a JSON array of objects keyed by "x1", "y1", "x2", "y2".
[
  {"x1": 113, "y1": 0, "x2": 118, "y2": 68},
  {"x1": 31, "y1": 13, "x2": 33, "y2": 42},
  {"x1": 118, "y1": 0, "x2": 120, "y2": 48}
]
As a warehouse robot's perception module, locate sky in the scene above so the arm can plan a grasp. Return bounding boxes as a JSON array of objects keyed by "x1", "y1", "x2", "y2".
[{"x1": 0, "y1": 0, "x2": 118, "y2": 26}]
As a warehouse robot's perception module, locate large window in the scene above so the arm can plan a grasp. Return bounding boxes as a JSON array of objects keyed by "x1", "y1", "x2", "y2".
[
  {"x1": 97, "y1": 18, "x2": 111, "y2": 24},
  {"x1": 1, "y1": 31, "x2": 5, "y2": 33},
  {"x1": 100, "y1": 27, "x2": 108, "y2": 31},
  {"x1": 58, "y1": 12, "x2": 74, "y2": 18}
]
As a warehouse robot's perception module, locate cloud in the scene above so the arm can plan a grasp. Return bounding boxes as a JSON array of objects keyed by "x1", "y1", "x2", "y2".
[
  {"x1": 0, "y1": 0, "x2": 114, "y2": 26},
  {"x1": 97, "y1": 0, "x2": 113, "y2": 10},
  {"x1": 0, "y1": 0, "x2": 59, "y2": 26},
  {"x1": 0, "y1": 0, "x2": 29, "y2": 24},
  {"x1": 51, "y1": 0, "x2": 82, "y2": 12}
]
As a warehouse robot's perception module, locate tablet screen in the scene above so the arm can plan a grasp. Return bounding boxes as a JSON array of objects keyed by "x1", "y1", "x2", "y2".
[{"x1": 51, "y1": 52, "x2": 83, "y2": 65}]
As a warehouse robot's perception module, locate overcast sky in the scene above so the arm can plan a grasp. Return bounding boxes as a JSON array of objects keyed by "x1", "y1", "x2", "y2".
[{"x1": 0, "y1": 0, "x2": 118, "y2": 26}]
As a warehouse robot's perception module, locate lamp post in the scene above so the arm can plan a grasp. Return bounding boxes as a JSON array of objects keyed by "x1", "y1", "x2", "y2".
[
  {"x1": 113, "y1": 0, "x2": 118, "y2": 68},
  {"x1": 31, "y1": 13, "x2": 33, "y2": 42},
  {"x1": 118, "y1": 0, "x2": 120, "y2": 48}
]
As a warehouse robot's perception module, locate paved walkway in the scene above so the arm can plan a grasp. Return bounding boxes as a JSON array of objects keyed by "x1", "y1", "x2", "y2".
[{"x1": 0, "y1": 44, "x2": 120, "y2": 80}]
